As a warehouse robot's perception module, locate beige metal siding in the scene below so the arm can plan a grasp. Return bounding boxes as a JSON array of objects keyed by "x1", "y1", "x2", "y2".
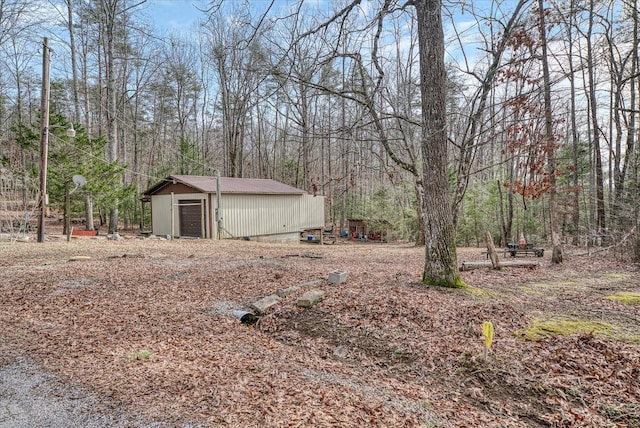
[
  {"x1": 299, "y1": 195, "x2": 325, "y2": 229},
  {"x1": 151, "y1": 194, "x2": 172, "y2": 236},
  {"x1": 219, "y1": 194, "x2": 325, "y2": 238},
  {"x1": 219, "y1": 194, "x2": 297, "y2": 238}
]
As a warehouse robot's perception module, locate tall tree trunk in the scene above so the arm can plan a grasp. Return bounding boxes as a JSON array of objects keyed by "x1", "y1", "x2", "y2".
[
  {"x1": 64, "y1": 181, "x2": 70, "y2": 237},
  {"x1": 415, "y1": 0, "x2": 461, "y2": 287},
  {"x1": 415, "y1": 180, "x2": 425, "y2": 246},
  {"x1": 66, "y1": 0, "x2": 80, "y2": 124},
  {"x1": 11, "y1": 38, "x2": 27, "y2": 210},
  {"x1": 340, "y1": 58, "x2": 348, "y2": 236},
  {"x1": 630, "y1": 0, "x2": 640, "y2": 260},
  {"x1": 80, "y1": 19, "x2": 91, "y2": 133},
  {"x1": 586, "y1": 0, "x2": 606, "y2": 242},
  {"x1": 85, "y1": 195, "x2": 94, "y2": 230},
  {"x1": 300, "y1": 82, "x2": 311, "y2": 192},
  {"x1": 100, "y1": 0, "x2": 120, "y2": 234},
  {"x1": 566, "y1": 0, "x2": 581, "y2": 245},
  {"x1": 538, "y1": 0, "x2": 563, "y2": 263}
]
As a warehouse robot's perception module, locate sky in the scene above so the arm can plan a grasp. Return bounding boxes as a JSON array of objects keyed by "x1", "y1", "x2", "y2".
[
  {"x1": 144, "y1": 0, "x2": 208, "y2": 33},
  {"x1": 144, "y1": 0, "x2": 303, "y2": 34},
  {"x1": 141, "y1": 0, "x2": 503, "y2": 64}
]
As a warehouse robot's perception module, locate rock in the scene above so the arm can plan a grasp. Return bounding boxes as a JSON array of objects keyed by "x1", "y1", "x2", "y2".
[
  {"x1": 249, "y1": 294, "x2": 281, "y2": 314},
  {"x1": 68, "y1": 256, "x2": 92, "y2": 261},
  {"x1": 276, "y1": 285, "x2": 300, "y2": 297},
  {"x1": 299, "y1": 279, "x2": 323, "y2": 288},
  {"x1": 297, "y1": 290, "x2": 325, "y2": 308},
  {"x1": 303, "y1": 253, "x2": 326, "y2": 259},
  {"x1": 333, "y1": 345, "x2": 349, "y2": 359}
]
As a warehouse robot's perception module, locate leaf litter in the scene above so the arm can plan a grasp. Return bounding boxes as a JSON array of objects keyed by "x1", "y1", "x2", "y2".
[{"x1": 0, "y1": 238, "x2": 639, "y2": 427}]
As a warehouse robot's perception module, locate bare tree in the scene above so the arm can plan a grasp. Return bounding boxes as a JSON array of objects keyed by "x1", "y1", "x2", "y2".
[
  {"x1": 603, "y1": 0, "x2": 639, "y2": 237},
  {"x1": 585, "y1": 0, "x2": 606, "y2": 241},
  {"x1": 537, "y1": 0, "x2": 563, "y2": 263},
  {"x1": 0, "y1": 0, "x2": 37, "y2": 47},
  {"x1": 447, "y1": 0, "x2": 531, "y2": 227},
  {"x1": 0, "y1": 0, "x2": 44, "y2": 223},
  {"x1": 205, "y1": 4, "x2": 269, "y2": 177},
  {"x1": 89, "y1": 0, "x2": 146, "y2": 232},
  {"x1": 65, "y1": 0, "x2": 81, "y2": 124}
]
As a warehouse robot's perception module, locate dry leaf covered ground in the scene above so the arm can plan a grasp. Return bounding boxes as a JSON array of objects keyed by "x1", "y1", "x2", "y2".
[{"x1": 1, "y1": 234, "x2": 639, "y2": 427}]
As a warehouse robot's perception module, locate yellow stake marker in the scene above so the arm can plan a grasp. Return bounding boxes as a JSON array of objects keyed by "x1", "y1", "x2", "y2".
[{"x1": 482, "y1": 321, "x2": 494, "y2": 360}]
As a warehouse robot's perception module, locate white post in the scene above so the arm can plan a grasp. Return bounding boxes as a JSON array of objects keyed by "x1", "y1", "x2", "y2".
[
  {"x1": 215, "y1": 170, "x2": 222, "y2": 239},
  {"x1": 170, "y1": 192, "x2": 175, "y2": 239}
]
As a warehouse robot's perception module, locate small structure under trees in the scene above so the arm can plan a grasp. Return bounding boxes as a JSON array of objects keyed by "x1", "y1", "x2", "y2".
[{"x1": 347, "y1": 219, "x2": 392, "y2": 242}]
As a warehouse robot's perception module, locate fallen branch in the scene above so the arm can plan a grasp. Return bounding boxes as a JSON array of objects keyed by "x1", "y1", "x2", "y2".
[
  {"x1": 461, "y1": 260, "x2": 540, "y2": 271},
  {"x1": 484, "y1": 231, "x2": 500, "y2": 269},
  {"x1": 573, "y1": 226, "x2": 636, "y2": 257}
]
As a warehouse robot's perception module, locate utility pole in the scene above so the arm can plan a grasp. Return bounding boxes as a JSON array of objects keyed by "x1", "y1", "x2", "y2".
[{"x1": 37, "y1": 37, "x2": 51, "y2": 243}]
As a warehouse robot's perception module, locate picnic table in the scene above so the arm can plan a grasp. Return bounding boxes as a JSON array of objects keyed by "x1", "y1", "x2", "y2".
[
  {"x1": 470, "y1": 231, "x2": 542, "y2": 270},
  {"x1": 505, "y1": 243, "x2": 544, "y2": 257}
]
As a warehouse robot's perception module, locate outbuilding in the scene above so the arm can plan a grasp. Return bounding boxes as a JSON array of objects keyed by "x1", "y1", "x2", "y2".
[
  {"x1": 347, "y1": 218, "x2": 392, "y2": 242},
  {"x1": 143, "y1": 175, "x2": 325, "y2": 242}
]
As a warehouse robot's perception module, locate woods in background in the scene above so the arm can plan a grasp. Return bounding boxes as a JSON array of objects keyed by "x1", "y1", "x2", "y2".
[{"x1": 1, "y1": 0, "x2": 639, "y2": 261}]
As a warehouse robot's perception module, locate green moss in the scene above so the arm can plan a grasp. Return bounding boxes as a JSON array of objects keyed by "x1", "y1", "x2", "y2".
[
  {"x1": 530, "y1": 281, "x2": 580, "y2": 288},
  {"x1": 557, "y1": 281, "x2": 581, "y2": 287},
  {"x1": 527, "y1": 283, "x2": 548, "y2": 289},
  {"x1": 615, "y1": 333, "x2": 640, "y2": 344},
  {"x1": 465, "y1": 286, "x2": 498, "y2": 299},
  {"x1": 603, "y1": 292, "x2": 640, "y2": 304},
  {"x1": 422, "y1": 275, "x2": 467, "y2": 289},
  {"x1": 602, "y1": 273, "x2": 628, "y2": 280},
  {"x1": 393, "y1": 348, "x2": 405, "y2": 356},
  {"x1": 128, "y1": 349, "x2": 152, "y2": 361},
  {"x1": 519, "y1": 286, "x2": 543, "y2": 295},
  {"x1": 599, "y1": 403, "x2": 623, "y2": 420},
  {"x1": 514, "y1": 317, "x2": 614, "y2": 341},
  {"x1": 137, "y1": 349, "x2": 151, "y2": 359}
]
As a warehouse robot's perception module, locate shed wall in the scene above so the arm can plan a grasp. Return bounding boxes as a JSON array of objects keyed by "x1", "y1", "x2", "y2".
[
  {"x1": 220, "y1": 194, "x2": 301, "y2": 238},
  {"x1": 299, "y1": 195, "x2": 325, "y2": 230},
  {"x1": 150, "y1": 191, "x2": 325, "y2": 240}
]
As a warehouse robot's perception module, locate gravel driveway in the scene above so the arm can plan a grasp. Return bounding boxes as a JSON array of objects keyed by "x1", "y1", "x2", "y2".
[{"x1": 0, "y1": 358, "x2": 202, "y2": 428}]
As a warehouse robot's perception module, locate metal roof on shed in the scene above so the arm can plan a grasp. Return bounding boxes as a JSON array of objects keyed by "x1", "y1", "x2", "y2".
[{"x1": 144, "y1": 175, "x2": 306, "y2": 195}]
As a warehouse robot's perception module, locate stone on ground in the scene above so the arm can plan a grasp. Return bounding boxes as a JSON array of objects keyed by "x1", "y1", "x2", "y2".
[
  {"x1": 249, "y1": 294, "x2": 281, "y2": 314},
  {"x1": 297, "y1": 290, "x2": 325, "y2": 308}
]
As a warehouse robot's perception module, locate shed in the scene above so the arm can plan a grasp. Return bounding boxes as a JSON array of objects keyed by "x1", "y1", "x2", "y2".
[
  {"x1": 347, "y1": 218, "x2": 392, "y2": 242},
  {"x1": 143, "y1": 175, "x2": 325, "y2": 242}
]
